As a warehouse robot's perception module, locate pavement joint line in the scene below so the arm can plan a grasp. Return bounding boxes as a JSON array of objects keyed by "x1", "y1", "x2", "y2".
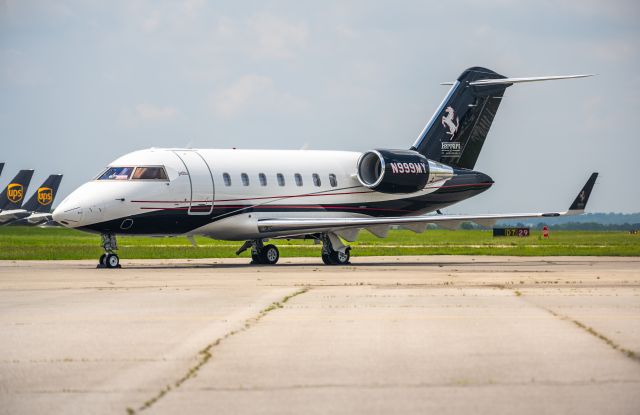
[
  {"x1": 510, "y1": 288, "x2": 640, "y2": 364},
  {"x1": 18, "y1": 378, "x2": 640, "y2": 395},
  {"x1": 187, "y1": 378, "x2": 640, "y2": 391},
  {"x1": 128, "y1": 286, "x2": 311, "y2": 415}
]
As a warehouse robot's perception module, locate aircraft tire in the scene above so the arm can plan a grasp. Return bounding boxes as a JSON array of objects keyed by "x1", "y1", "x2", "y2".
[
  {"x1": 261, "y1": 244, "x2": 279, "y2": 265},
  {"x1": 99, "y1": 254, "x2": 107, "y2": 267},
  {"x1": 321, "y1": 253, "x2": 332, "y2": 265},
  {"x1": 329, "y1": 248, "x2": 350, "y2": 265},
  {"x1": 105, "y1": 253, "x2": 120, "y2": 268},
  {"x1": 251, "y1": 252, "x2": 264, "y2": 264}
]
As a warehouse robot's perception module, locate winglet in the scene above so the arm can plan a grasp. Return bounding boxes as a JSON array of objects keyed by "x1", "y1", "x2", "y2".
[{"x1": 568, "y1": 173, "x2": 598, "y2": 213}]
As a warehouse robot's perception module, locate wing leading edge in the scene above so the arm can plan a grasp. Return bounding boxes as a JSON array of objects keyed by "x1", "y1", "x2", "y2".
[{"x1": 257, "y1": 173, "x2": 598, "y2": 235}]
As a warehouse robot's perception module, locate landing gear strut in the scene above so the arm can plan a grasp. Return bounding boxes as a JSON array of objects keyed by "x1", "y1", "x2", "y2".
[
  {"x1": 321, "y1": 232, "x2": 351, "y2": 265},
  {"x1": 236, "y1": 239, "x2": 279, "y2": 265},
  {"x1": 98, "y1": 233, "x2": 120, "y2": 269}
]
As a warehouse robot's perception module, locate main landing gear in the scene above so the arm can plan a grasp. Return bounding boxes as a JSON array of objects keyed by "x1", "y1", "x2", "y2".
[
  {"x1": 321, "y1": 232, "x2": 351, "y2": 265},
  {"x1": 98, "y1": 233, "x2": 120, "y2": 269},
  {"x1": 236, "y1": 239, "x2": 280, "y2": 265},
  {"x1": 236, "y1": 233, "x2": 351, "y2": 266}
]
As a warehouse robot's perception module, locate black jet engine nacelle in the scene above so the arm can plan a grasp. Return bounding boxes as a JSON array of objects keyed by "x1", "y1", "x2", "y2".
[
  {"x1": 357, "y1": 149, "x2": 455, "y2": 193},
  {"x1": 356, "y1": 149, "x2": 439, "y2": 193}
]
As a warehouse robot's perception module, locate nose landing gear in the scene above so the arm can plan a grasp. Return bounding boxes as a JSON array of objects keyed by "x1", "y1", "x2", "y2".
[{"x1": 97, "y1": 233, "x2": 120, "y2": 269}]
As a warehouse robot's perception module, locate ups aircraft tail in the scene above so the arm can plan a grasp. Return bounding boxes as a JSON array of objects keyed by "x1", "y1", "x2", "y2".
[
  {"x1": 411, "y1": 67, "x2": 593, "y2": 169},
  {"x1": 0, "y1": 170, "x2": 34, "y2": 210},
  {"x1": 22, "y1": 174, "x2": 63, "y2": 213}
]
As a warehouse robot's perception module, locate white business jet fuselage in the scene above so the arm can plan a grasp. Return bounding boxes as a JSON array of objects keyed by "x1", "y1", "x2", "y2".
[
  {"x1": 53, "y1": 67, "x2": 597, "y2": 268},
  {"x1": 53, "y1": 148, "x2": 468, "y2": 238}
]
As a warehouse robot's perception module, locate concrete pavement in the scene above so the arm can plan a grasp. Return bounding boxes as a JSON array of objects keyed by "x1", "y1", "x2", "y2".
[{"x1": 0, "y1": 256, "x2": 639, "y2": 414}]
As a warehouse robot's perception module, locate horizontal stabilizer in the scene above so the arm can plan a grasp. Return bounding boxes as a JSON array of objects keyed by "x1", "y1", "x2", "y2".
[
  {"x1": 440, "y1": 74, "x2": 594, "y2": 86},
  {"x1": 469, "y1": 74, "x2": 594, "y2": 86}
]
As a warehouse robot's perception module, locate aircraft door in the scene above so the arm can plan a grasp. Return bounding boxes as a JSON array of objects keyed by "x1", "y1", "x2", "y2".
[{"x1": 173, "y1": 150, "x2": 214, "y2": 215}]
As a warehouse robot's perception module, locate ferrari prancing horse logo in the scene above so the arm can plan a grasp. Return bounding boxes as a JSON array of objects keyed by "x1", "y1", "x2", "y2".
[
  {"x1": 37, "y1": 187, "x2": 53, "y2": 205},
  {"x1": 441, "y1": 106, "x2": 460, "y2": 141},
  {"x1": 7, "y1": 183, "x2": 24, "y2": 203}
]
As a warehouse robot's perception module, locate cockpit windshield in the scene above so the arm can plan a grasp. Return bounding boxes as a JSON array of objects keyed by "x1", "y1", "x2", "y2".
[
  {"x1": 132, "y1": 166, "x2": 168, "y2": 180},
  {"x1": 97, "y1": 166, "x2": 168, "y2": 181},
  {"x1": 98, "y1": 167, "x2": 134, "y2": 180}
]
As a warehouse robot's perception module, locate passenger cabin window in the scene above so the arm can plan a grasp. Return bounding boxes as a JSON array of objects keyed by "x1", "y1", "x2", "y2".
[
  {"x1": 312, "y1": 173, "x2": 321, "y2": 187},
  {"x1": 98, "y1": 167, "x2": 134, "y2": 180},
  {"x1": 241, "y1": 173, "x2": 250, "y2": 186},
  {"x1": 277, "y1": 173, "x2": 285, "y2": 186},
  {"x1": 329, "y1": 174, "x2": 337, "y2": 187},
  {"x1": 132, "y1": 166, "x2": 168, "y2": 180},
  {"x1": 294, "y1": 173, "x2": 303, "y2": 187},
  {"x1": 259, "y1": 173, "x2": 267, "y2": 186},
  {"x1": 223, "y1": 173, "x2": 231, "y2": 186}
]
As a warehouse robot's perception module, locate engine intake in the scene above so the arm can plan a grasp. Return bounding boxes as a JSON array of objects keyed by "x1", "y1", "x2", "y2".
[{"x1": 356, "y1": 149, "x2": 453, "y2": 193}]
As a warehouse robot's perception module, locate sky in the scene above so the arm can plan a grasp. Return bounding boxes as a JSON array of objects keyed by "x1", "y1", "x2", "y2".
[{"x1": 1, "y1": 0, "x2": 638, "y2": 213}]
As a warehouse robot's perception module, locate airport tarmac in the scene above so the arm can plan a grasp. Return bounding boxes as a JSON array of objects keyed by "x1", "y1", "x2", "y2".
[{"x1": 0, "y1": 256, "x2": 639, "y2": 415}]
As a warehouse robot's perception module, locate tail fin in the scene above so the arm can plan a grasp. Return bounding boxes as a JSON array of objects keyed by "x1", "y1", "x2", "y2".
[
  {"x1": 411, "y1": 67, "x2": 594, "y2": 169},
  {"x1": 0, "y1": 169, "x2": 34, "y2": 210},
  {"x1": 22, "y1": 174, "x2": 63, "y2": 213}
]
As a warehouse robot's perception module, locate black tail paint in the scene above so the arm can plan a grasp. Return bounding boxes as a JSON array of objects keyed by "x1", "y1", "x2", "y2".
[
  {"x1": 0, "y1": 163, "x2": 4, "y2": 177},
  {"x1": 411, "y1": 67, "x2": 509, "y2": 169},
  {"x1": 569, "y1": 172, "x2": 598, "y2": 211},
  {"x1": 0, "y1": 170, "x2": 34, "y2": 210},
  {"x1": 22, "y1": 174, "x2": 63, "y2": 213}
]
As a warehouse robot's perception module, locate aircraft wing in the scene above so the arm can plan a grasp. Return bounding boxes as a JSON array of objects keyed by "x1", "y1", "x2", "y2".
[{"x1": 257, "y1": 173, "x2": 598, "y2": 237}]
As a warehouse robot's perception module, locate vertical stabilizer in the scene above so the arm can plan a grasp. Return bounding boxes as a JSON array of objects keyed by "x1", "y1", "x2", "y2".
[
  {"x1": 22, "y1": 174, "x2": 63, "y2": 213},
  {"x1": 411, "y1": 67, "x2": 508, "y2": 169},
  {"x1": 0, "y1": 170, "x2": 34, "y2": 210}
]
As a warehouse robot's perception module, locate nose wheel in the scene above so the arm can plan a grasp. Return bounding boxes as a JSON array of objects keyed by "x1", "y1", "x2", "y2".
[{"x1": 97, "y1": 233, "x2": 121, "y2": 269}]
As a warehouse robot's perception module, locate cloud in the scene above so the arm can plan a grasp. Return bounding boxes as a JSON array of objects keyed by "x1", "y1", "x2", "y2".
[
  {"x1": 211, "y1": 75, "x2": 308, "y2": 118},
  {"x1": 135, "y1": 103, "x2": 177, "y2": 120},
  {"x1": 589, "y1": 40, "x2": 637, "y2": 62},
  {"x1": 207, "y1": 14, "x2": 309, "y2": 60},
  {"x1": 248, "y1": 14, "x2": 309, "y2": 59},
  {"x1": 117, "y1": 103, "x2": 178, "y2": 127},
  {"x1": 211, "y1": 75, "x2": 272, "y2": 118},
  {"x1": 126, "y1": 0, "x2": 206, "y2": 33}
]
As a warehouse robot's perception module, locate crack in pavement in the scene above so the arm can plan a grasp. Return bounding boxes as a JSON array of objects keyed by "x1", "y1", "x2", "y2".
[
  {"x1": 510, "y1": 289, "x2": 640, "y2": 364},
  {"x1": 126, "y1": 287, "x2": 310, "y2": 414}
]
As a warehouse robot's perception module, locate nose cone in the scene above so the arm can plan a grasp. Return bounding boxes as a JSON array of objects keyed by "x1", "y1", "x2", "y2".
[{"x1": 52, "y1": 197, "x2": 84, "y2": 227}]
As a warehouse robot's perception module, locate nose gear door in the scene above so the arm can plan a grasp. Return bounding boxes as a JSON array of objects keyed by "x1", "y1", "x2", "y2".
[{"x1": 173, "y1": 150, "x2": 214, "y2": 215}]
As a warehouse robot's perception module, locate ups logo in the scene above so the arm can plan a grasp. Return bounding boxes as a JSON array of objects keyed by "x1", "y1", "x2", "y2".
[
  {"x1": 37, "y1": 187, "x2": 53, "y2": 205},
  {"x1": 7, "y1": 183, "x2": 24, "y2": 203}
]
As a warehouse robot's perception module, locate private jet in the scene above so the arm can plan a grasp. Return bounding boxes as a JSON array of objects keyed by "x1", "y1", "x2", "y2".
[{"x1": 53, "y1": 67, "x2": 597, "y2": 268}]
